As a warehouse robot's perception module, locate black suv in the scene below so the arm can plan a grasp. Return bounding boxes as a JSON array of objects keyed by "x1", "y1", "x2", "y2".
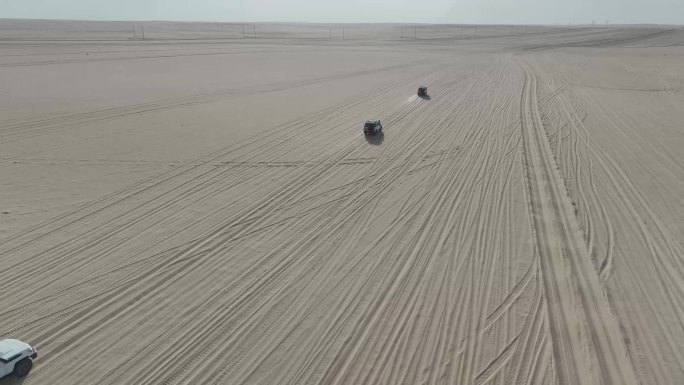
[
  {"x1": 363, "y1": 120, "x2": 383, "y2": 135},
  {"x1": 417, "y1": 86, "x2": 428, "y2": 97}
]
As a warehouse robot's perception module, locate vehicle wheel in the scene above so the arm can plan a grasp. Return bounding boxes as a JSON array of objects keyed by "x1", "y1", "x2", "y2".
[{"x1": 13, "y1": 358, "x2": 32, "y2": 377}]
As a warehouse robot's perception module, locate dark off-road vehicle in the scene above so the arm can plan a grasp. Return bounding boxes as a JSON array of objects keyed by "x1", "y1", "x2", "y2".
[
  {"x1": 363, "y1": 119, "x2": 383, "y2": 135},
  {"x1": 417, "y1": 86, "x2": 428, "y2": 97}
]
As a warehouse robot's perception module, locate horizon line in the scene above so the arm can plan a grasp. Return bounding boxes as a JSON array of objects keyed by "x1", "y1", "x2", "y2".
[{"x1": 1, "y1": 18, "x2": 682, "y2": 28}]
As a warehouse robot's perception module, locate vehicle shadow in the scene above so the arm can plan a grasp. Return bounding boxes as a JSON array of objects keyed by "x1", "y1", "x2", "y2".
[
  {"x1": 365, "y1": 131, "x2": 384, "y2": 146},
  {"x1": 419, "y1": 94, "x2": 431, "y2": 100},
  {"x1": 0, "y1": 376, "x2": 27, "y2": 385}
]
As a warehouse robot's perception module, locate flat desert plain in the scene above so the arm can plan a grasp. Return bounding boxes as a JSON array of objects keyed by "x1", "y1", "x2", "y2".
[{"x1": 1, "y1": 20, "x2": 683, "y2": 384}]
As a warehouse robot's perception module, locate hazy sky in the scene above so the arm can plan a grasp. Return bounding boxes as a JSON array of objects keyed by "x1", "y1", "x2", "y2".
[{"x1": 1, "y1": 0, "x2": 682, "y2": 24}]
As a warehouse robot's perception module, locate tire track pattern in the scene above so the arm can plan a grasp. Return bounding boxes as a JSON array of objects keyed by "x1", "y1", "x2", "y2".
[
  {"x1": 3, "y1": 30, "x2": 668, "y2": 384},
  {"x1": 0, "y1": 53, "x2": 543, "y2": 385},
  {"x1": 518, "y1": 57, "x2": 638, "y2": 385}
]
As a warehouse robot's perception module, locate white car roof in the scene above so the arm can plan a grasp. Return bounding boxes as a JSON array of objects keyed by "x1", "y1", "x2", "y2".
[{"x1": 0, "y1": 339, "x2": 31, "y2": 360}]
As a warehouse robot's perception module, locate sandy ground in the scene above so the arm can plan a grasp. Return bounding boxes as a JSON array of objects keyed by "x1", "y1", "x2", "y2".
[{"x1": 0, "y1": 21, "x2": 683, "y2": 384}]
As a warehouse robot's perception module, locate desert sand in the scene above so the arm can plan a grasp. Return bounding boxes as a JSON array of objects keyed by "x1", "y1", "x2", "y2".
[{"x1": 0, "y1": 20, "x2": 683, "y2": 384}]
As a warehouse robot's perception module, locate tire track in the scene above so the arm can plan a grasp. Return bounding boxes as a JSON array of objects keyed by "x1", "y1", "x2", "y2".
[{"x1": 517, "y1": 56, "x2": 638, "y2": 385}]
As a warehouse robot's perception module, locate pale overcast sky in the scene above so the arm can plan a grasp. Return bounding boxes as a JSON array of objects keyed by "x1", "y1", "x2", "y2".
[{"x1": 0, "y1": 0, "x2": 682, "y2": 24}]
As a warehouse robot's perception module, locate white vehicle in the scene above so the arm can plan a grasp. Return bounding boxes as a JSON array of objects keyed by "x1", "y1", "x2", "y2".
[{"x1": 0, "y1": 339, "x2": 37, "y2": 379}]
